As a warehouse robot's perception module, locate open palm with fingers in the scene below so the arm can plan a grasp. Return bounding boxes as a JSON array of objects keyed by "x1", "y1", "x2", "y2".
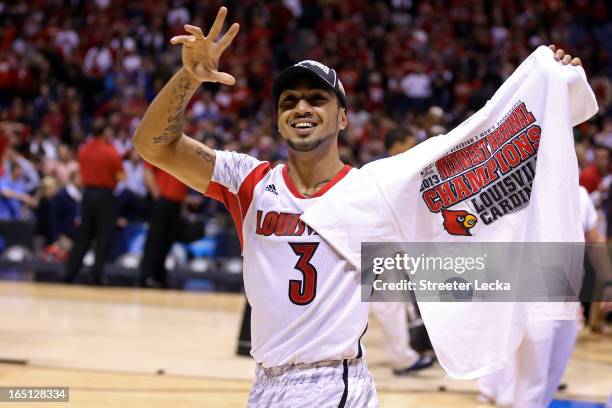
[{"x1": 170, "y1": 7, "x2": 239, "y2": 85}]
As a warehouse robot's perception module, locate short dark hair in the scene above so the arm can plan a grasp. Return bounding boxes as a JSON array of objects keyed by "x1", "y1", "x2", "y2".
[
  {"x1": 92, "y1": 118, "x2": 107, "y2": 138},
  {"x1": 384, "y1": 127, "x2": 414, "y2": 151}
]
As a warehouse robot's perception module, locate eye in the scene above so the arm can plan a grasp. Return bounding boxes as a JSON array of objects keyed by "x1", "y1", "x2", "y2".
[
  {"x1": 457, "y1": 216, "x2": 465, "y2": 222},
  {"x1": 279, "y1": 97, "x2": 297, "y2": 108},
  {"x1": 303, "y1": 93, "x2": 327, "y2": 105}
]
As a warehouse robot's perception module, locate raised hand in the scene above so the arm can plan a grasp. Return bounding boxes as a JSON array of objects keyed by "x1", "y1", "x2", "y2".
[
  {"x1": 170, "y1": 7, "x2": 240, "y2": 84},
  {"x1": 548, "y1": 45, "x2": 582, "y2": 66}
]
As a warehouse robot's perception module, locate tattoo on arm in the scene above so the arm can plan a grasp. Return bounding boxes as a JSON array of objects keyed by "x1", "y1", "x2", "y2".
[
  {"x1": 196, "y1": 147, "x2": 216, "y2": 164},
  {"x1": 153, "y1": 72, "x2": 199, "y2": 144}
]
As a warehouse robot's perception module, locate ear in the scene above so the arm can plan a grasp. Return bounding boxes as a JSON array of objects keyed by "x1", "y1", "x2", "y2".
[{"x1": 338, "y1": 107, "x2": 347, "y2": 130}]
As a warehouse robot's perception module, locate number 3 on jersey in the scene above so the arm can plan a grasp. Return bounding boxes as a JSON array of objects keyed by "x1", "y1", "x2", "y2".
[{"x1": 288, "y1": 243, "x2": 319, "y2": 305}]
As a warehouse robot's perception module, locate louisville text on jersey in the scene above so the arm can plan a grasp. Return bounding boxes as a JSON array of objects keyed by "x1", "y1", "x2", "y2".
[
  {"x1": 255, "y1": 210, "x2": 318, "y2": 237},
  {"x1": 421, "y1": 101, "x2": 539, "y2": 226}
]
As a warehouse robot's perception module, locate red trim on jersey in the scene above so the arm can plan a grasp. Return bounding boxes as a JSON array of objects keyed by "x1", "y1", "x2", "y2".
[
  {"x1": 205, "y1": 162, "x2": 271, "y2": 249},
  {"x1": 282, "y1": 164, "x2": 352, "y2": 199},
  {"x1": 238, "y1": 163, "x2": 271, "y2": 219}
]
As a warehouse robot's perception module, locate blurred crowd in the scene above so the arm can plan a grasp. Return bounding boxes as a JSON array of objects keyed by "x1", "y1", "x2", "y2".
[{"x1": 0, "y1": 0, "x2": 611, "y2": 258}]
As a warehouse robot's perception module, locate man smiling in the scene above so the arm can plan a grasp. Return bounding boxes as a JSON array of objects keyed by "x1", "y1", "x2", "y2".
[
  {"x1": 132, "y1": 6, "x2": 583, "y2": 407},
  {"x1": 273, "y1": 61, "x2": 347, "y2": 154},
  {"x1": 133, "y1": 8, "x2": 375, "y2": 406}
]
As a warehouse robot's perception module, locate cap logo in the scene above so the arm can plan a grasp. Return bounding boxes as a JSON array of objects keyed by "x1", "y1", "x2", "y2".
[
  {"x1": 273, "y1": 60, "x2": 345, "y2": 108},
  {"x1": 297, "y1": 60, "x2": 330, "y2": 75}
]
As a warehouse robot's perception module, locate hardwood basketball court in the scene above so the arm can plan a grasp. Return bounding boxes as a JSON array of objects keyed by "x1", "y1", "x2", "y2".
[{"x1": 0, "y1": 281, "x2": 609, "y2": 407}]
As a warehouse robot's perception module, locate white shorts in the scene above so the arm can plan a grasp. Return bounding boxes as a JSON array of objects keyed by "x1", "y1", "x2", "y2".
[{"x1": 247, "y1": 359, "x2": 379, "y2": 408}]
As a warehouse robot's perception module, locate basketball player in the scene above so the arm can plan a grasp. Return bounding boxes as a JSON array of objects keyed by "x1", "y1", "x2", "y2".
[
  {"x1": 133, "y1": 7, "x2": 375, "y2": 406},
  {"x1": 132, "y1": 6, "x2": 581, "y2": 406}
]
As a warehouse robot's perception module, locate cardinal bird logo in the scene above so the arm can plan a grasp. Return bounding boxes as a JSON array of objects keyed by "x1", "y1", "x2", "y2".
[{"x1": 441, "y1": 209, "x2": 478, "y2": 236}]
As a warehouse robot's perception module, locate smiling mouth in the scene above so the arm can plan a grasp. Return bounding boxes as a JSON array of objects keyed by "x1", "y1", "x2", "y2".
[
  {"x1": 290, "y1": 121, "x2": 318, "y2": 136},
  {"x1": 291, "y1": 122, "x2": 318, "y2": 129}
]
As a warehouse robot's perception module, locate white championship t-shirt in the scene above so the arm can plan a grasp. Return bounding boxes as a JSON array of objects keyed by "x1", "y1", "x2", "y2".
[{"x1": 301, "y1": 46, "x2": 598, "y2": 379}]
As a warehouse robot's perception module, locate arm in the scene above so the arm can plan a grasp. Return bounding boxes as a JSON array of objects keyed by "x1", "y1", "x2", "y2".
[
  {"x1": 1, "y1": 187, "x2": 34, "y2": 206},
  {"x1": 585, "y1": 226, "x2": 606, "y2": 244},
  {"x1": 15, "y1": 156, "x2": 40, "y2": 193},
  {"x1": 132, "y1": 7, "x2": 239, "y2": 194},
  {"x1": 580, "y1": 188, "x2": 611, "y2": 331},
  {"x1": 113, "y1": 154, "x2": 126, "y2": 183}
]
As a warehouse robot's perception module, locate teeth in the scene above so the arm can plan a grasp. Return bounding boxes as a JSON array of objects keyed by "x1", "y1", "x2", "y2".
[{"x1": 293, "y1": 122, "x2": 315, "y2": 128}]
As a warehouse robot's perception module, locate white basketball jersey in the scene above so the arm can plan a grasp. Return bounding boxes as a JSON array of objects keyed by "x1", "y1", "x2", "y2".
[{"x1": 205, "y1": 150, "x2": 369, "y2": 368}]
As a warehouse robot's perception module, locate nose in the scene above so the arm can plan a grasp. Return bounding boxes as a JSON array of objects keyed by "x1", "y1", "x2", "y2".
[{"x1": 293, "y1": 98, "x2": 313, "y2": 116}]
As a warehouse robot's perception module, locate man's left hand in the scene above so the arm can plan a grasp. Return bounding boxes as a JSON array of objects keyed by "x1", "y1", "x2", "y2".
[{"x1": 549, "y1": 45, "x2": 582, "y2": 66}]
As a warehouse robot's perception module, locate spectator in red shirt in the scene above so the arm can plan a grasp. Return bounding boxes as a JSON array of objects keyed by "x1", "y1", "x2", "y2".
[
  {"x1": 580, "y1": 145, "x2": 610, "y2": 193},
  {"x1": 64, "y1": 119, "x2": 124, "y2": 285},
  {"x1": 140, "y1": 162, "x2": 188, "y2": 288}
]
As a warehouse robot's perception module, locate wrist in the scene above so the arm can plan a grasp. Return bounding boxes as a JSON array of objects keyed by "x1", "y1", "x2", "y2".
[{"x1": 180, "y1": 67, "x2": 204, "y2": 85}]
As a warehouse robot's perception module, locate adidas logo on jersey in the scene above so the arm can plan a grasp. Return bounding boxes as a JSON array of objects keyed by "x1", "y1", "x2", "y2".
[{"x1": 265, "y1": 184, "x2": 278, "y2": 195}]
